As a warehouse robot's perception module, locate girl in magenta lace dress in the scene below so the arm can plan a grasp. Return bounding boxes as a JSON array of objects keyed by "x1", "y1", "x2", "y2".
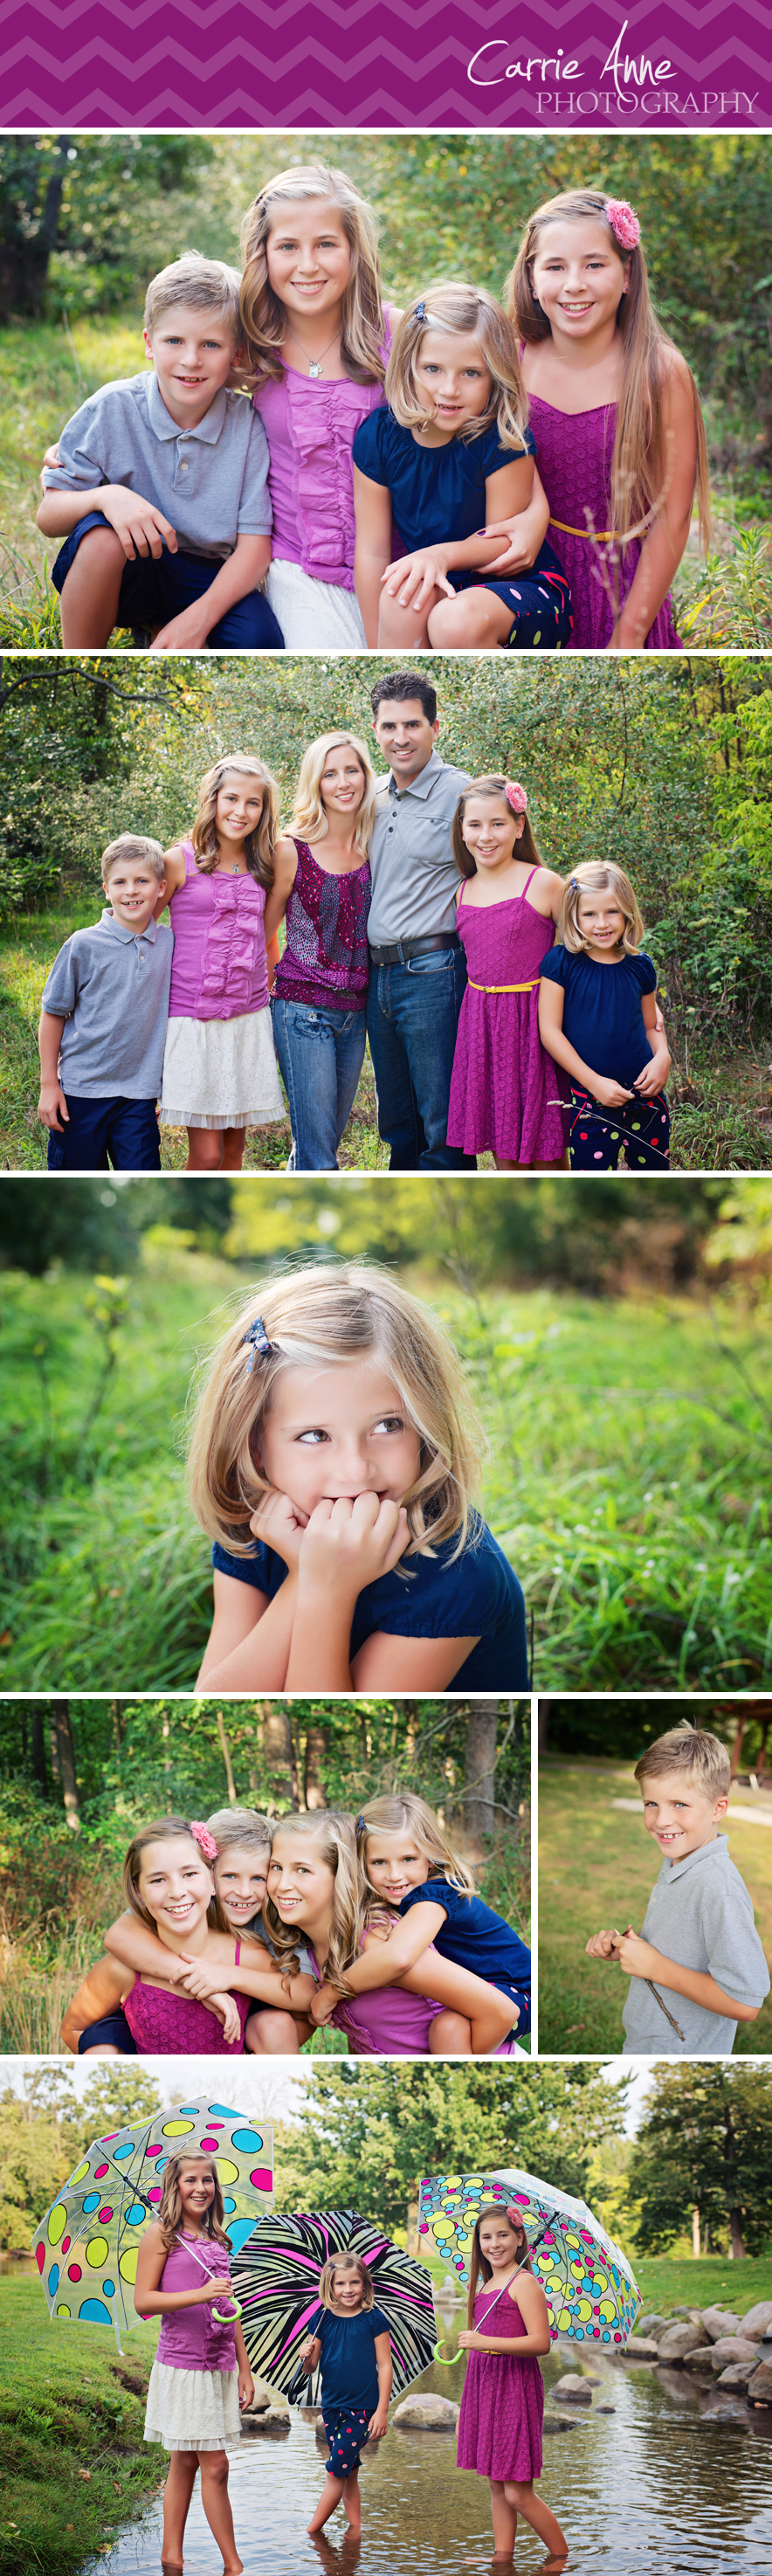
[
  {"x1": 447, "y1": 776, "x2": 570, "y2": 1169},
  {"x1": 159, "y1": 757, "x2": 293, "y2": 1172},
  {"x1": 238, "y1": 162, "x2": 399, "y2": 647},
  {"x1": 270, "y1": 731, "x2": 374, "y2": 1170},
  {"x1": 494, "y1": 188, "x2": 711, "y2": 651},
  {"x1": 457, "y1": 2202, "x2": 569, "y2": 2565},
  {"x1": 136, "y1": 2151, "x2": 253, "y2": 2571}
]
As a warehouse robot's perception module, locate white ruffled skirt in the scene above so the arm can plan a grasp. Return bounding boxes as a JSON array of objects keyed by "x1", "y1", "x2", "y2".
[
  {"x1": 144, "y1": 2357, "x2": 242, "y2": 2452},
  {"x1": 160, "y1": 1007, "x2": 285, "y2": 1131},
  {"x1": 266, "y1": 557, "x2": 367, "y2": 649}
]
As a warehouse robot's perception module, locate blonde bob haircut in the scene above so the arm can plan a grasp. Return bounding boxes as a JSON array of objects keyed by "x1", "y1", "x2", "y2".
[
  {"x1": 466, "y1": 2202, "x2": 532, "y2": 2331},
  {"x1": 207, "y1": 1806, "x2": 273, "y2": 1860},
  {"x1": 319, "y1": 2253, "x2": 375, "y2": 2313},
  {"x1": 157, "y1": 2152, "x2": 231, "y2": 2255},
  {"x1": 557, "y1": 861, "x2": 644, "y2": 957},
  {"x1": 451, "y1": 777, "x2": 543, "y2": 885},
  {"x1": 356, "y1": 1793, "x2": 475, "y2": 1900},
  {"x1": 186, "y1": 1260, "x2": 486, "y2": 1564},
  {"x1": 386, "y1": 282, "x2": 529, "y2": 452},
  {"x1": 292, "y1": 732, "x2": 376, "y2": 857},
  {"x1": 190, "y1": 758, "x2": 280, "y2": 891},
  {"x1": 506, "y1": 190, "x2": 711, "y2": 548},
  {"x1": 121, "y1": 1816, "x2": 231, "y2": 1937},
  {"x1": 634, "y1": 1726, "x2": 730, "y2": 1800},
  {"x1": 239, "y1": 162, "x2": 385, "y2": 387},
  {"x1": 263, "y1": 1808, "x2": 364, "y2": 1992}
]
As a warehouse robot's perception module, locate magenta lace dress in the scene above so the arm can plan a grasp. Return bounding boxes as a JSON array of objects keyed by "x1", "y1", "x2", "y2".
[
  {"x1": 447, "y1": 868, "x2": 570, "y2": 1164},
  {"x1": 457, "y1": 2287, "x2": 544, "y2": 2483},
  {"x1": 122, "y1": 1944, "x2": 252, "y2": 2055},
  {"x1": 527, "y1": 393, "x2": 682, "y2": 651}
]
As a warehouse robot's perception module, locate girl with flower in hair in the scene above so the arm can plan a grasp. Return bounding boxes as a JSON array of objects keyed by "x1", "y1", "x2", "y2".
[
  {"x1": 456, "y1": 2202, "x2": 568, "y2": 2567},
  {"x1": 311, "y1": 1792, "x2": 530, "y2": 2048},
  {"x1": 188, "y1": 1260, "x2": 528, "y2": 1695},
  {"x1": 446, "y1": 775, "x2": 570, "y2": 1169},
  {"x1": 135, "y1": 2151, "x2": 253, "y2": 2574},
  {"x1": 157, "y1": 756, "x2": 293, "y2": 1172},
  {"x1": 60, "y1": 1816, "x2": 315, "y2": 2056},
  {"x1": 490, "y1": 189, "x2": 711, "y2": 650},
  {"x1": 539, "y1": 860, "x2": 671, "y2": 1169},
  {"x1": 352, "y1": 281, "x2": 572, "y2": 648}
]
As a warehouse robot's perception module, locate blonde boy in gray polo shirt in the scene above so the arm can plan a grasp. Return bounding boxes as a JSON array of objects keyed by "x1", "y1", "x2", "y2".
[
  {"x1": 38, "y1": 834, "x2": 173, "y2": 1171},
  {"x1": 585, "y1": 1727, "x2": 769, "y2": 2055}
]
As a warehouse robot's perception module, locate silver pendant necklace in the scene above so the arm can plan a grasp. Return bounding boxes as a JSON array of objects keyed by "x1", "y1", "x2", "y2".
[{"x1": 287, "y1": 324, "x2": 342, "y2": 379}]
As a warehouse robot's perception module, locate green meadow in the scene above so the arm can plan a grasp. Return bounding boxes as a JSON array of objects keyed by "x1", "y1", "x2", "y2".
[{"x1": 0, "y1": 2272, "x2": 159, "y2": 2576}]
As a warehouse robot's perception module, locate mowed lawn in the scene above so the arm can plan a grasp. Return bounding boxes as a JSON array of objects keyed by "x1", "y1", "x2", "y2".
[
  {"x1": 537, "y1": 1760, "x2": 772, "y2": 2055},
  {"x1": 0, "y1": 2272, "x2": 160, "y2": 2576}
]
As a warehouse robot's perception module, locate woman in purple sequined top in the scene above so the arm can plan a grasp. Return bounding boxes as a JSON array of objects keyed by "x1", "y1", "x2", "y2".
[{"x1": 271, "y1": 731, "x2": 375, "y2": 1169}]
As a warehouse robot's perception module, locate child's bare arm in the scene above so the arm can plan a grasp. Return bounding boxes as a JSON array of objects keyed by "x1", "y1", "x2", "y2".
[
  {"x1": 353, "y1": 466, "x2": 393, "y2": 646},
  {"x1": 610, "y1": 355, "x2": 700, "y2": 649},
  {"x1": 617, "y1": 1930, "x2": 762, "y2": 2022},
  {"x1": 263, "y1": 837, "x2": 299, "y2": 947},
  {"x1": 38, "y1": 1012, "x2": 68, "y2": 1129},
  {"x1": 300, "y1": 2331, "x2": 321, "y2": 2366},
  {"x1": 634, "y1": 991, "x2": 671, "y2": 1096},
  {"x1": 585, "y1": 1928, "x2": 623, "y2": 1961},
  {"x1": 134, "y1": 2225, "x2": 236, "y2": 2316},
  {"x1": 482, "y1": 466, "x2": 552, "y2": 573},
  {"x1": 369, "y1": 2333, "x2": 393, "y2": 2436},
  {"x1": 196, "y1": 1565, "x2": 295, "y2": 1693},
  {"x1": 538, "y1": 978, "x2": 633, "y2": 1107},
  {"x1": 104, "y1": 1910, "x2": 190, "y2": 1979},
  {"x1": 378, "y1": 455, "x2": 536, "y2": 622},
  {"x1": 37, "y1": 482, "x2": 176, "y2": 554},
  {"x1": 151, "y1": 534, "x2": 272, "y2": 654},
  {"x1": 60, "y1": 1955, "x2": 129, "y2": 2051},
  {"x1": 318, "y1": 1904, "x2": 449, "y2": 1999}
]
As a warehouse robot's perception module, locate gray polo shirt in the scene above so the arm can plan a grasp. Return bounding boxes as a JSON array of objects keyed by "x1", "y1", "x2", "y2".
[
  {"x1": 41, "y1": 370, "x2": 272, "y2": 561},
  {"x1": 622, "y1": 1834, "x2": 769, "y2": 2055},
  {"x1": 42, "y1": 910, "x2": 174, "y2": 1099},
  {"x1": 367, "y1": 749, "x2": 472, "y2": 946}
]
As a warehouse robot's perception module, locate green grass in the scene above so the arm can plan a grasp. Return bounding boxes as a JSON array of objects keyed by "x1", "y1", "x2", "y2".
[
  {"x1": 630, "y1": 2254, "x2": 772, "y2": 2316},
  {"x1": 1, "y1": 1249, "x2": 771, "y2": 1692},
  {"x1": 537, "y1": 1759, "x2": 772, "y2": 2055},
  {"x1": 0, "y1": 2272, "x2": 161, "y2": 2576}
]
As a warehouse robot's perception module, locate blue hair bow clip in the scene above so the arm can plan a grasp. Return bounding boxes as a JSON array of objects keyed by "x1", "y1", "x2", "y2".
[
  {"x1": 355, "y1": 1813, "x2": 366, "y2": 1834},
  {"x1": 243, "y1": 1316, "x2": 273, "y2": 1373},
  {"x1": 410, "y1": 300, "x2": 425, "y2": 325}
]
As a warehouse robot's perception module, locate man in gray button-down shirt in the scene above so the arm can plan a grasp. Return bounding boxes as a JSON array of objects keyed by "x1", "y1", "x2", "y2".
[{"x1": 367, "y1": 669, "x2": 474, "y2": 1169}]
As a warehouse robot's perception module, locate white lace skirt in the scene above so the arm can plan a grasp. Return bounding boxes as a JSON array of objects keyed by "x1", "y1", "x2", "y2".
[
  {"x1": 160, "y1": 1008, "x2": 285, "y2": 1130},
  {"x1": 144, "y1": 2358, "x2": 242, "y2": 2452},
  {"x1": 266, "y1": 557, "x2": 367, "y2": 649}
]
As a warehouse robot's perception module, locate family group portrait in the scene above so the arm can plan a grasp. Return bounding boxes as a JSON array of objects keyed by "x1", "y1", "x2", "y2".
[
  {"x1": 1, "y1": 130, "x2": 770, "y2": 652},
  {"x1": 2, "y1": 652, "x2": 771, "y2": 1177}
]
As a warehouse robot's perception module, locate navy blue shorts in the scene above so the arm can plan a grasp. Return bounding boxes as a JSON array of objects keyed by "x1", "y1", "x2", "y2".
[
  {"x1": 569, "y1": 1085, "x2": 672, "y2": 1170},
  {"x1": 78, "y1": 2012, "x2": 137, "y2": 2055},
  {"x1": 46, "y1": 1091, "x2": 162, "y2": 1172},
  {"x1": 51, "y1": 513, "x2": 285, "y2": 650},
  {"x1": 321, "y1": 2405, "x2": 370, "y2": 2477},
  {"x1": 496, "y1": 1979, "x2": 531, "y2": 2040},
  {"x1": 451, "y1": 540, "x2": 572, "y2": 648}
]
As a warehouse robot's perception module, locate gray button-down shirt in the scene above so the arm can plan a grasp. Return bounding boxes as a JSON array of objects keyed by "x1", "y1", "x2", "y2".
[
  {"x1": 622, "y1": 1832, "x2": 770, "y2": 2056},
  {"x1": 366, "y1": 749, "x2": 472, "y2": 945},
  {"x1": 42, "y1": 909, "x2": 174, "y2": 1099},
  {"x1": 41, "y1": 370, "x2": 272, "y2": 561}
]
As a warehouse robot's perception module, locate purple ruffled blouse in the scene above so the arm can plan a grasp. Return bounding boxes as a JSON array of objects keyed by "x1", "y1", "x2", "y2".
[
  {"x1": 156, "y1": 2235, "x2": 238, "y2": 2373},
  {"x1": 252, "y1": 321, "x2": 392, "y2": 592},
  {"x1": 168, "y1": 841, "x2": 270, "y2": 1022}
]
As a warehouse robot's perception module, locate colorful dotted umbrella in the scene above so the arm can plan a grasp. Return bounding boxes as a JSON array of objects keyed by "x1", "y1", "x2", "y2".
[
  {"x1": 419, "y1": 2166, "x2": 640, "y2": 2350},
  {"x1": 33, "y1": 2098, "x2": 273, "y2": 2352},
  {"x1": 232, "y1": 2209, "x2": 437, "y2": 2402}
]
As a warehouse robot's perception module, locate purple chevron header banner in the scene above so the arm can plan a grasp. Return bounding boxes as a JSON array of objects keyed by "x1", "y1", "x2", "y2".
[{"x1": 1, "y1": 1, "x2": 770, "y2": 128}]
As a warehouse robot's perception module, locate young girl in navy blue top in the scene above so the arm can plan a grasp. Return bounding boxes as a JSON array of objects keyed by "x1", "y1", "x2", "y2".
[
  {"x1": 188, "y1": 1260, "x2": 528, "y2": 1693},
  {"x1": 538, "y1": 860, "x2": 671, "y2": 1169},
  {"x1": 352, "y1": 280, "x2": 571, "y2": 652},
  {"x1": 310, "y1": 1792, "x2": 531, "y2": 2045},
  {"x1": 300, "y1": 2253, "x2": 392, "y2": 2536}
]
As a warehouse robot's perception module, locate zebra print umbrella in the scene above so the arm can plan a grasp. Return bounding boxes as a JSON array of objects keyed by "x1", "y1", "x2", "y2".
[{"x1": 231, "y1": 2208, "x2": 436, "y2": 2402}]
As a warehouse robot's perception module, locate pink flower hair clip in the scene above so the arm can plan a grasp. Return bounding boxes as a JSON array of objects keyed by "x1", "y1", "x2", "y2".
[
  {"x1": 505, "y1": 781, "x2": 527, "y2": 814},
  {"x1": 605, "y1": 199, "x2": 640, "y2": 251},
  {"x1": 190, "y1": 1820, "x2": 218, "y2": 1861}
]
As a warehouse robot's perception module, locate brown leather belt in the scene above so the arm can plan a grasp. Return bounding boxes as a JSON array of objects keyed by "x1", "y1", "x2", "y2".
[{"x1": 368, "y1": 932, "x2": 461, "y2": 965}]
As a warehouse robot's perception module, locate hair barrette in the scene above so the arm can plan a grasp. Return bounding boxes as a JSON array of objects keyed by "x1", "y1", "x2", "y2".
[
  {"x1": 243, "y1": 1316, "x2": 273, "y2": 1373},
  {"x1": 505, "y1": 781, "x2": 527, "y2": 814},
  {"x1": 355, "y1": 1813, "x2": 366, "y2": 1834},
  {"x1": 189, "y1": 1820, "x2": 219, "y2": 1860},
  {"x1": 410, "y1": 300, "x2": 426, "y2": 326},
  {"x1": 569, "y1": 875, "x2": 579, "y2": 890}
]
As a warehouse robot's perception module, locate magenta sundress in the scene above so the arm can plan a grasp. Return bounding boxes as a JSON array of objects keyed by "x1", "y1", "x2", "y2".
[
  {"x1": 122, "y1": 1942, "x2": 252, "y2": 2055},
  {"x1": 457, "y1": 2285, "x2": 544, "y2": 2483},
  {"x1": 447, "y1": 867, "x2": 570, "y2": 1164},
  {"x1": 527, "y1": 392, "x2": 682, "y2": 651}
]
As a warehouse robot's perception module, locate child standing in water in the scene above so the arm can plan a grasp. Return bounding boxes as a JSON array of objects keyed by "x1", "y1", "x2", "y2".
[
  {"x1": 300, "y1": 2253, "x2": 392, "y2": 2535},
  {"x1": 538, "y1": 860, "x2": 671, "y2": 1169},
  {"x1": 136, "y1": 2151, "x2": 252, "y2": 2576},
  {"x1": 456, "y1": 2202, "x2": 568, "y2": 2569}
]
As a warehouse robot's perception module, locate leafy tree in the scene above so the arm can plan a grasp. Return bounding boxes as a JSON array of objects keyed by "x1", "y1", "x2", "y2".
[
  {"x1": 274, "y1": 2062, "x2": 627, "y2": 2235},
  {"x1": 0, "y1": 135, "x2": 214, "y2": 320},
  {"x1": 0, "y1": 2084, "x2": 70, "y2": 2248},
  {"x1": 628, "y1": 2063, "x2": 772, "y2": 2256},
  {"x1": 72, "y1": 2068, "x2": 162, "y2": 2154}
]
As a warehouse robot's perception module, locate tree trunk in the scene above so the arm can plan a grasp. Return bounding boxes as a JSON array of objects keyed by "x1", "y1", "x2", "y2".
[
  {"x1": 162, "y1": 1708, "x2": 172, "y2": 1808},
  {"x1": 216, "y1": 1709, "x2": 237, "y2": 1806},
  {"x1": 262, "y1": 1703, "x2": 297, "y2": 1811},
  {"x1": 0, "y1": 136, "x2": 72, "y2": 321},
  {"x1": 55, "y1": 1701, "x2": 81, "y2": 1833},
  {"x1": 463, "y1": 1699, "x2": 499, "y2": 1847},
  {"x1": 538, "y1": 1699, "x2": 548, "y2": 1757},
  {"x1": 692, "y1": 2205, "x2": 700, "y2": 2258},
  {"x1": 48, "y1": 1707, "x2": 60, "y2": 1785},
  {"x1": 304, "y1": 1726, "x2": 327, "y2": 1811},
  {"x1": 31, "y1": 1705, "x2": 46, "y2": 1791},
  {"x1": 723, "y1": 2101, "x2": 746, "y2": 2256},
  {"x1": 405, "y1": 2193, "x2": 419, "y2": 2256}
]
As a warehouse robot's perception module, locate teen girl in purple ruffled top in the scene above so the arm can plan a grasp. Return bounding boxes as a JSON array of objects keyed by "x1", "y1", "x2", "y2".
[
  {"x1": 136, "y1": 2151, "x2": 253, "y2": 2574},
  {"x1": 159, "y1": 756, "x2": 295, "y2": 1171},
  {"x1": 456, "y1": 2201, "x2": 569, "y2": 2567}
]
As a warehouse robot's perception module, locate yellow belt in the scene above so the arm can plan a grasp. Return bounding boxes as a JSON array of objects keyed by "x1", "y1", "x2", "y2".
[
  {"x1": 468, "y1": 976, "x2": 541, "y2": 993},
  {"x1": 550, "y1": 516, "x2": 615, "y2": 542}
]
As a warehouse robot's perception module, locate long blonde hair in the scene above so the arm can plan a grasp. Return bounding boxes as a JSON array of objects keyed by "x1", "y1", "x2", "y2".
[
  {"x1": 507, "y1": 189, "x2": 711, "y2": 546},
  {"x1": 190, "y1": 758, "x2": 280, "y2": 889},
  {"x1": 387, "y1": 282, "x2": 530, "y2": 452},
  {"x1": 239, "y1": 162, "x2": 385, "y2": 386},
  {"x1": 356, "y1": 1793, "x2": 475, "y2": 1900},
  {"x1": 466, "y1": 2202, "x2": 532, "y2": 2329},
  {"x1": 263, "y1": 1809, "x2": 364, "y2": 1992},
  {"x1": 121, "y1": 1818, "x2": 231, "y2": 1937},
  {"x1": 158, "y1": 2152, "x2": 231, "y2": 2255},
  {"x1": 557, "y1": 860, "x2": 644, "y2": 956},
  {"x1": 186, "y1": 1261, "x2": 486, "y2": 1564},
  {"x1": 292, "y1": 732, "x2": 376, "y2": 856}
]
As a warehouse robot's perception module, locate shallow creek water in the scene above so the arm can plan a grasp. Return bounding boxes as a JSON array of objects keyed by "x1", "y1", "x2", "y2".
[{"x1": 87, "y1": 2322, "x2": 772, "y2": 2576}]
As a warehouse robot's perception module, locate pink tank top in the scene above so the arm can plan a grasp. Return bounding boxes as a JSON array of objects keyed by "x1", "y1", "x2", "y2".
[
  {"x1": 122, "y1": 1940, "x2": 252, "y2": 2055},
  {"x1": 156, "y1": 2234, "x2": 238, "y2": 2372},
  {"x1": 252, "y1": 320, "x2": 392, "y2": 590},
  {"x1": 168, "y1": 842, "x2": 270, "y2": 1021}
]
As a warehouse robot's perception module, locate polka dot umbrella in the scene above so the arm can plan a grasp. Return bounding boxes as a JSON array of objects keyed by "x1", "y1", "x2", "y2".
[
  {"x1": 33, "y1": 2098, "x2": 273, "y2": 2353},
  {"x1": 419, "y1": 2166, "x2": 640, "y2": 2352}
]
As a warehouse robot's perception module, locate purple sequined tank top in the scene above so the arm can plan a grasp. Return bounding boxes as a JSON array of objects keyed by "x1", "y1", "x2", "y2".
[
  {"x1": 526, "y1": 392, "x2": 681, "y2": 652},
  {"x1": 273, "y1": 839, "x2": 371, "y2": 1013},
  {"x1": 122, "y1": 1942, "x2": 251, "y2": 2056}
]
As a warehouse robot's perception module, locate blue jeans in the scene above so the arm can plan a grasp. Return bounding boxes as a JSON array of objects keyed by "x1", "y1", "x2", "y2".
[
  {"x1": 271, "y1": 997, "x2": 367, "y2": 1169},
  {"x1": 52, "y1": 513, "x2": 284, "y2": 649},
  {"x1": 366, "y1": 945, "x2": 474, "y2": 1170}
]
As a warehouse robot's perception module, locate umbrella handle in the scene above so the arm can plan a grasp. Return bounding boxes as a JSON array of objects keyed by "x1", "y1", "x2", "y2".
[
  {"x1": 211, "y1": 2298, "x2": 243, "y2": 2323},
  {"x1": 433, "y1": 2339, "x2": 463, "y2": 2365}
]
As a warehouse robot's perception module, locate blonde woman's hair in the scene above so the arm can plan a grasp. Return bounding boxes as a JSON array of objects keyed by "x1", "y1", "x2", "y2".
[
  {"x1": 387, "y1": 282, "x2": 529, "y2": 452},
  {"x1": 557, "y1": 861, "x2": 644, "y2": 956},
  {"x1": 634, "y1": 1726, "x2": 730, "y2": 1799},
  {"x1": 357, "y1": 1793, "x2": 475, "y2": 1899},
  {"x1": 507, "y1": 190, "x2": 711, "y2": 547},
  {"x1": 466, "y1": 2202, "x2": 531, "y2": 2330},
  {"x1": 451, "y1": 778, "x2": 542, "y2": 884},
  {"x1": 207, "y1": 1806, "x2": 273, "y2": 1859},
  {"x1": 186, "y1": 1260, "x2": 486, "y2": 1564},
  {"x1": 190, "y1": 758, "x2": 280, "y2": 890},
  {"x1": 101, "y1": 832, "x2": 167, "y2": 887},
  {"x1": 144, "y1": 252, "x2": 242, "y2": 342},
  {"x1": 239, "y1": 162, "x2": 385, "y2": 386},
  {"x1": 121, "y1": 1817, "x2": 231, "y2": 1937},
  {"x1": 158, "y1": 2152, "x2": 231, "y2": 2255},
  {"x1": 319, "y1": 2253, "x2": 374, "y2": 2312},
  {"x1": 262, "y1": 1809, "x2": 364, "y2": 1992},
  {"x1": 292, "y1": 733, "x2": 376, "y2": 857}
]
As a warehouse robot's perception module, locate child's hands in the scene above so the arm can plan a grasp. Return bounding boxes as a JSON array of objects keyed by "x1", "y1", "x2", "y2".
[
  {"x1": 40, "y1": 441, "x2": 62, "y2": 486},
  {"x1": 199, "y1": 2272, "x2": 235, "y2": 2303},
  {"x1": 300, "y1": 2334, "x2": 319, "y2": 2365},
  {"x1": 591, "y1": 1075, "x2": 634, "y2": 1108},
  {"x1": 367, "y1": 2404, "x2": 389, "y2": 2440},
  {"x1": 617, "y1": 1928, "x2": 660, "y2": 1979},
  {"x1": 95, "y1": 486, "x2": 178, "y2": 563},
  {"x1": 457, "y1": 2329, "x2": 485, "y2": 2350},
  {"x1": 150, "y1": 604, "x2": 215, "y2": 653},
  {"x1": 203, "y1": 1989, "x2": 242, "y2": 2046},
  {"x1": 633, "y1": 1050, "x2": 670, "y2": 1098},
  {"x1": 309, "y1": 1980, "x2": 338, "y2": 2027},
  {"x1": 250, "y1": 1488, "x2": 309, "y2": 1571},
  {"x1": 484, "y1": 515, "x2": 543, "y2": 573},
  {"x1": 176, "y1": 1955, "x2": 229, "y2": 2005},
  {"x1": 380, "y1": 549, "x2": 455, "y2": 612},
  {"x1": 238, "y1": 2365, "x2": 255, "y2": 2410},
  {"x1": 584, "y1": 1928, "x2": 623, "y2": 1962},
  {"x1": 38, "y1": 1079, "x2": 69, "y2": 1131},
  {"x1": 298, "y1": 1494, "x2": 410, "y2": 1594}
]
